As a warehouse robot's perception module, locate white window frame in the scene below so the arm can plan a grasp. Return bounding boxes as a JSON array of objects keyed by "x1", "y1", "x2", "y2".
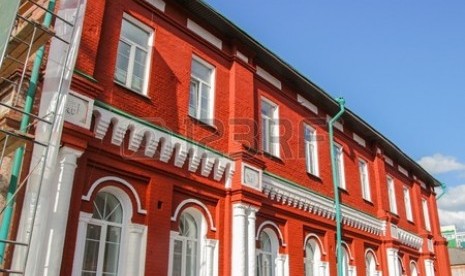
[
  {"x1": 358, "y1": 159, "x2": 371, "y2": 201},
  {"x1": 189, "y1": 56, "x2": 216, "y2": 125},
  {"x1": 261, "y1": 97, "x2": 280, "y2": 157},
  {"x1": 304, "y1": 238, "x2": 321, "y2": 276},
  {"x1": 387, "y1": 176, "x2": 398, "y2": 214},
  {"x1": 334, "y1": 143, "x2": 346, "y2": 189},
  {"x1": 422, "y1": 199, "x2": 431, "y2": 231},
  {"x1": 168, "y1": 207, "x2": 218, "y2": 276},
  {"x1": 72, "y1": 186, "x2": 147, "y2": 276},
  {"x1": 403, "y1": 186, "x2": 413, "y2": 222},
  {"x1": 114, "y1": 14, "x2": 153, "y2": 95},
  {"x1": 256, "y1": 229, "x2": 279, "y2": 276},
  {"x1": 304, "y1": 124, "x2": 319, "y2": 176}
]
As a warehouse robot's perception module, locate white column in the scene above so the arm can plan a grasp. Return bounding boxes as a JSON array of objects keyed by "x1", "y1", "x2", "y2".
[
  {"x1": 42, "y1": 146, "x2": 83, "y2": 275},
  {"x1": 247, "y1": 207, "x2": 258, "y2": 276},
  {"x1": 424, "y1": 259, "x2": 435, "y2": 276},
  {"x1": 205, "y1": 239, "x2": 217, "y2": 276},
  {"x1": 275, "y1": 254, "x2": 287, "y2": 276},
  {"x1": 231, "y1": 203, "x2": 248, "y2": 276},
  {"x1": 386, "y1": 248, "x2": 399, "y2": 276},
  {"x1": 124, "y1": 223, "x2": 146, "y2": 276}
]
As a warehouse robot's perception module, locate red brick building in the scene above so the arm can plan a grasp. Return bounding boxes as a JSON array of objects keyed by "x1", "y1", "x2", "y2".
[{"x1": 11, "y1": 0, "x2": 451, "y2": 275}]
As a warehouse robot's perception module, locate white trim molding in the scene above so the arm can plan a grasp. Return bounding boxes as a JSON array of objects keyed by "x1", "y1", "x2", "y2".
[
  {"x1": 171, "y1": 198, "x2": 217, "y2": 232},
  {"x1": 187, "y1": 19, "x2": 222, "y2": 49},
  {"x1": 92, "y1": 106, "x2": 235, "y2": 186},
  {"x1": 303, "y1": 233, "x2": 327, "y2": 255},
  {"x1": 256, "y1": 66, "x2": 282, "y2": 90},
  {"x1": 82, "y1": 176, "x2": 147, "y2": 215},
  {"x1": 391, "y1": 224, "x2": 423, "y2": 250},
  {"x1": 297, "y1": 94, "x2": 318, "y2": 115},
  {"x1": 256, "y1": 220, "x2": 287, "y2": 247},
  {"x1": 144, "y1": 0, "x2": 165, "y2": 11},
  {"x1": 262, "y1": 173, "x2": 386, "y2": 236}
]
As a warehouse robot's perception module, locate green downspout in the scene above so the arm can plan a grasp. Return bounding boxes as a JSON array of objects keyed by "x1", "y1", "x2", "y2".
[
  {"x1": 328, "y1": 97, "x2": 345, "y2": 276},
  {"x1": 0, "y1": 0, "x2": 56, "y2": 263},
  {"x1": 436, "y1": 182, "x2": 447, "y2": 200}
]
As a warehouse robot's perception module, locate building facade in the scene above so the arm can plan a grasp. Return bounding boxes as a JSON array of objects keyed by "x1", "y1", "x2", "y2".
[{"x1": 8, "y1": 0, "x2": 450, "y2": 275}]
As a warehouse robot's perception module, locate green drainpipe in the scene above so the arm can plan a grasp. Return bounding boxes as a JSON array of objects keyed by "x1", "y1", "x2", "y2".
[
  {"x1": 436, "y1": 182, "x2": 447, "y2": 200},
  {"x1": 328, "y1": 97, "x2": 345, "y2": 276},
  {"x1": 0, "y1": 0, "x2": 56, "y2": 263}
]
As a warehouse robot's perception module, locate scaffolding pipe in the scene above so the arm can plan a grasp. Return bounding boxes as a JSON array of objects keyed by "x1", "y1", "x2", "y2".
[
  {"x1": 436, "y1": 182, "x2": 447, "y2": 200},
  {"x1": 0, "y1": 0, "x2": 56, "y2": 263},
  {"x1": 328, "y1": 97, "x2": 345, "y2": 276}
]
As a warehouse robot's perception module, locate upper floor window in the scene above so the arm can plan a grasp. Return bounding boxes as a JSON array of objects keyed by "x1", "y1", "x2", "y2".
[
  {"x1": 304, "y1": 124, "x2": 319, "y2": 176},
  {"x1": 261, "y1": 98, "x2": 279, "y2": 157},
  {"x1": 422, "y1": 198, "x2": 431, "y2": 231},
  {"x1": 189, "y1": 57, "x2": 215, "y2": 124},
  {"x1": 365, "y1": 251, "x2": 376, "y2": 276},
  {"x1": 114, "y1": 15, "x2": 152, "y2": 94},
  {"x1": 358, "y1": 159, "x2": 371, "y2": 201},
  {"x1": 333, "y1": 143, "x2": 346, "y2": 189},
  {"x1": 387, "y1": 176, "x2": 398, "y2": 214},
  {"x1": 81, "y1": 192, "x2": 123, "y2": 276},
  {"x1": 403, "y1": 186, "x2": 413, "y2": 222}
]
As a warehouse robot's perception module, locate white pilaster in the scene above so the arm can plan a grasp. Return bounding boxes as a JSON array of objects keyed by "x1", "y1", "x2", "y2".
[
  {"x1": 205, "y1": 239, "x2": 217, "y2": 276},
  {"x1": 276, "y1": 254, "x2": 287, "y2": 276},
  {"x1": 42, "y1": 146, "x2": 83, "y2": 275},
  {"x1": 386, "y1": 248, "x2": 399, "y2": 276},
  {"x1": 124, "y1": 223, "x2": 147, "y2": 276},
  {"x1": 247, "y1": 207, "x2": 258, "y2": 276},
  {"x1": 424, "y1": 259, "x2": 435, "y2": 276},
  {"x1": 231, "y1": 203, "x2": 248, "y2": 276}
]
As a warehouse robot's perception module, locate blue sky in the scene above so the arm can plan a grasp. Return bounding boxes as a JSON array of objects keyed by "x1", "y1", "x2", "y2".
[{"x1": 204, "y1": 0, "x2": 465, "y2": 230}]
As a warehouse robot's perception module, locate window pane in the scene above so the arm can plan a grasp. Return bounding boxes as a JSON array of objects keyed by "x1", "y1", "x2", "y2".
[
  {"x1": 114, "y1": 41, "x2": 131, "y2": 84},
  {"x1": 172, "y1": 239, "x2": 183, "y2": 276},
  {"x1": 189, "y1": 80, "x2": 199, "y2": 117},
  {"x1": 192, "y1": 59, "x2": 212, "y2": 83},
  {"x1": 261, "y1": 100, "x2": 274, "y2": 117},
  {"x1": 82, "y1": 224, "x2": 101, "y2": 273},
  {"x1": 122, "y1": 19, "x2": 149, "y2": 47},
  {"x1": 199, "y1": 84, "x2": 211, "y2": 120},
  {"x1": 186, "y1": 239, "x2": 197, "y2": 276},
  {"x1": 103, "y1": 226, "x2": 121, "y2": 274}
]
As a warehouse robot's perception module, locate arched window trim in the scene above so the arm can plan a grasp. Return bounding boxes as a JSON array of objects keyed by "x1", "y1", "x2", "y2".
[
  {"x1": 256, "y1": 221, "x2": 286, "y2": 247},
  {"x1": 341, "y1": 242, "x2": 354, "y2": 261},
  {"x1": 364, "y1": 248, "x2": 379, "y2": 266},
  {"x1": 303, "y1": 233, "x2": 326, "y2": 255},
  {"x1": 171, "y1": 198, "x2": 216, "y2": 231},
  {"x1": 409, "y1": 260, "x2": 419, "y2": 276},
  {"x1": 82, "y1": 176, "x2": 146, "y2": 214},
  {"x1": 256, "y1": 228, "x2": 280, "y2": 276}
]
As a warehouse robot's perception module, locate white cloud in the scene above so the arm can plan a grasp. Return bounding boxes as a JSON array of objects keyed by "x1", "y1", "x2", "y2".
[
  {"x1": 417, "y1": 154, "x2": 465, "y2": 174},
  {"x1": 438, "y1": 184, "x2": 465, "y2": 231}
]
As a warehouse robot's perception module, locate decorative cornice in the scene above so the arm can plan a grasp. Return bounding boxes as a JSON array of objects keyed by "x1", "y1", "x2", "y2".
[
  {"x1": 262, "y1": 173, "x2": 386, "y2": 236},
  {"x1": 92, "y1": 105, "x2": 235, "y2": 185},
  {"x1": 392, "y1": 225, "x2": 423, "y2": 250}
]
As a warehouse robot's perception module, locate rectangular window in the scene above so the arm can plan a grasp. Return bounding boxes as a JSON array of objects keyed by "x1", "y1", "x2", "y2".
[
  {"x1": 114, "y1": 15, "x2": 152, "y2": 94},
  {"x1": 333, "y1": 143, "x2": 346, "y2": 189},
  {"x1": 422, "y1": 199, "x2": 431, "y2": 231},
  {"x1": 359, "y1": 159, "x2": 371, "y2": 201},
  {"x1": 403, "y1": 186, "x2": 413, "y2": 221},
  {"x1": 387, "y1": 176, "x2": 398, "y2": 214},
  {"x1": 304, "y1": 124, "x2": 319, "y2": 176},
  {"x1": 189, "y1": 57, "x2": 215, "y2": 124},
  {"x1": 261, "y1": 98, "x2": 279, "y2": 157}
]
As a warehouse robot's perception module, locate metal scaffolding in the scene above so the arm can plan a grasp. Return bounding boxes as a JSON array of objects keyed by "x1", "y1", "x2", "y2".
[{"x1": 0, "y1": 0, "x2": 83, "y2": 274}]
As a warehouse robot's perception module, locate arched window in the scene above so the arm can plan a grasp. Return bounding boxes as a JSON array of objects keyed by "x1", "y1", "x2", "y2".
[
  {"x1": 172, "y1": 213, "x2": 200, "y2": 276},
  {"x1": 81, "y1": 192, "x2": 123, "y2": 276},
  {"x1": 257, "y1": 231, "x2": 274, "y2": 276},
  {"x1": 397, "y1": 257, "x2": 404, "y2": 276},
  {"x1": 342, "y1": 247, "x2": 350, "y2": 276},
  {"x1": 410, "y1": 261, "x2": 418, "y2": 276},
  {"x1": 365, "y1": 251, "x2": 376, "y2": 276},
  {"x1": 304, "y1": 239, "x2": 321, "y2": 276}
]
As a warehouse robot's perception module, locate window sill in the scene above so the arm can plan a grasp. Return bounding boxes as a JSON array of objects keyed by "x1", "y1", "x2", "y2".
[
  {"x1": 114, "y1": 81, "x2": 151, "y2": 100},
  {"x1": 362, "y1": 198, "x2": 374, "y2": 206},
  {"x1": 306, "y1": 172, "x2": 322, "y2": 182},
  {"x1": 188, "y1": 115, "x2": 218, "y2": 132},
  {"x1": 262, "y1": 151, "x2": 283, "y2": 163}
]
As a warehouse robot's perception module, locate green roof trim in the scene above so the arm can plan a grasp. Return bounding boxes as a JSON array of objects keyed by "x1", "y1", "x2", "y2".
[{"x1": 94, "y1": 100, "x2": 230, "y2": 159}]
